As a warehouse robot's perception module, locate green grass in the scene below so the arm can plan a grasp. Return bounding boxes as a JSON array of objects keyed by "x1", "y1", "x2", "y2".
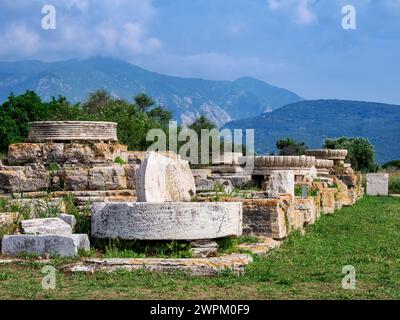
[{"x1": 0, "y1": 196, "x2": 399, "y2": 300}]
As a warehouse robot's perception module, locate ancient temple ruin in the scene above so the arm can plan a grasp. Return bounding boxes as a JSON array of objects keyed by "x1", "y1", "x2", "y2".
[{"x1": 0, "y1": 121, "x2": 364, "y2": 274}]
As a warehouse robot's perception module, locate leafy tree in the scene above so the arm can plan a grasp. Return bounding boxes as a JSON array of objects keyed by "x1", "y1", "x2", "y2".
[
  {"x1": 83, "y1": 90, "x2": 113, "y2": 113},
  {"x1": 276, "y1": 138, "x2": 308, "y2": 156},
  {"x1": 0, "y1": 90, "x2": 173, "y2": 154},
  {"x1": 188, "y1": 115, "x2": 216, "y2": 135},
  {"x1": 147, "y1": 106, "x2": 172, "y2": 125},
  {"x1": 382, "y1": 160, "x2": 400, "y2": 170},
  {"x1": 134, "y1": 93, "x2": 155, "y2": 112},
  {"x1": 0, "y1": 91, "x2": 51, "y2": 152},
  {"x1": 324, "y1": 137, "x2": 378, "y2": 172}
]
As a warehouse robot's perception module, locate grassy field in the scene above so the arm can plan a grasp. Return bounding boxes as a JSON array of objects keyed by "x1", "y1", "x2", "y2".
[{"x1": 0, "y1": 196, "x2": 399, "y2": 300}]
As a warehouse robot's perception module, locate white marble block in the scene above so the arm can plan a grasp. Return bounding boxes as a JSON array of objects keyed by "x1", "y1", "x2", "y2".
[
  {"x1": 366, "y1": 173, "x2": 389, "y2": 196},
  {"x1": 91, "y1": 202, "x2": 242, "y2": 240}
]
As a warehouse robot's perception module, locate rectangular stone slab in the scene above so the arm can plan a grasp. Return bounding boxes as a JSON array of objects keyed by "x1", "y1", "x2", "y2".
[
  {"x1": 21, "y1": 218, "x2": 72, "y2": 235},
  {"x1": 63, "y1": 254, "x2": 252, "y2": 276},
  {"x1": 91, "y1": 202, "x2": 242, "y2": 240},
  {"x1": 366, "y1": 173, "x2": 389, "y2": 196},
  {"x1": 1, "y1": 234, "x2": 90, "y2": 257}
]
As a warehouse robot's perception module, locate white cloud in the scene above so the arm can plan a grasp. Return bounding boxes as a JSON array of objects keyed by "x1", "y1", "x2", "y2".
[
  {"x1": 267, "y1": 0, "x2": 317, "y2": 25},
  {"x1": 141, "y1": 52, "x2": 291, "y2": 81},
  {"x1": 0, "y1": 23, "x2": 40, "y2": 56},
  {"x1": 0, "y1": 0, "x2": 161, "y2": 60}
]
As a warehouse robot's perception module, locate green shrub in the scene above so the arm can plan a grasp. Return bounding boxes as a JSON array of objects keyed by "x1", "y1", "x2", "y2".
[
  {"x1": 324, "y1": 137, "x2": 378, "y2": 172},
  {"x1": 383, "y1": 160, "x2": 400, "y2": 170},
  {"x1": 389, "y1": 173, "x2": 400, "y2": 194}
]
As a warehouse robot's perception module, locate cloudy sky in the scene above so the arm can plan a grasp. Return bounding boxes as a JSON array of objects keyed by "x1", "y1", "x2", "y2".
[{"x1": 0, "y1": 0, "x2": 399, "y2": 104}]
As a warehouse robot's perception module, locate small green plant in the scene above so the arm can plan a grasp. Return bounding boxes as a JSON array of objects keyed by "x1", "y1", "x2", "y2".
[
  {"x1": 294, "y1": 185, "x2": 318, "y2": 197},
  {"x1": 114, "y1": 156, "x2": 127, "y2": 165},
  {"x1": 212, "y1": 182, "x2": 225, "y2": 192},
  {"x1": 216, "y1": 236, "x2": 261, "y2": 254},
  {"x1": 295, "y1": 186, "x2": 302, "y2": 197},
  {"x1": 48, "y1": 163, "x2": 59, "y2": 176}
]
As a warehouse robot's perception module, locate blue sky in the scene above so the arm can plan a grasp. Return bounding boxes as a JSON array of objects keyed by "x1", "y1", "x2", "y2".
[{"x1": 0, "y1": 0, "x2": 399, "y2": 104}]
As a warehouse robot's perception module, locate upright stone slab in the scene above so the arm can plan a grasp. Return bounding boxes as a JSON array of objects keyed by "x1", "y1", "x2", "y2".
[
  {"x1": 366, "y1": 173, "x2": 389, "y2": 196},
  {"x1": 1, "y1": 234, "x2": 90, "y2": 257},
  {"x1": 91, "y1": 202, "x2": 242, "y2": 240},
  {"x1": 265, "y1": 170, "x2": 295, "y2": 199},
  {"x1": 136, "y1": 152, "x2": 196, "y2": 202}
]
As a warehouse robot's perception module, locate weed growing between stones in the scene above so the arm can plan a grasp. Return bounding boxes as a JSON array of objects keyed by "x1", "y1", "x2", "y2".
[
  {"x1": 62, "y1": 194, "x2": 91, "y2": 235},
  {"x1": 91, "y1": 239, "x2": 193, "y2": 259},
  {"x1": 114, "y1": 156, "x2": 126, "y2": 165},
  {"x1": 217, "y1": 236, "x2": 261, "y2": 254}
]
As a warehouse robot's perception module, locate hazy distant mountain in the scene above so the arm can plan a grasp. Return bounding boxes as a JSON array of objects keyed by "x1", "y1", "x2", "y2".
[
  {"x1": 0, "y1": 57, "x2": 302, "y2": 126},
  {"x1": 224, "y1": 100, "x2": 400, "y2": 163}
]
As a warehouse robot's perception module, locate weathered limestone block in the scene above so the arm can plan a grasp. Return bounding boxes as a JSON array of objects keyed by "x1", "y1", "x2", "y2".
[
  {"x1": 91, "y1": 202, "x2": 242, "y2": 240},
  {"x1": 190, "y1": 240, "x2": 218, "y2": 258},
  {"x1": 295, "y1": 197, "x2": 318, "y2": 225},
  {"x1": 8, "y1": 142, "x2": 128, "y2": 165},
  {"x1": 63, "y1": 168, "x2": 89, "y2": 191},
  {"x1": 21, "y1": 218, "x2": 72, "y2": 235},
  {"x1": 366, "y1": 173, "x2": 389, "y2": 196},
  {"x1": 8, "y1": 143, "x2": 42, "y2": 165},
  {"x1": 88, "y1": 165, "x2": 127, "y2": 190},
  {"x1": 136, "y1": 152, "x2": 196, "y2": 202},
  {"x1": 59, "y1": 214, "x2": 76, "y2": 230},
  {"x1": 241, "y1": 196, "x2": 292, "y2": 240},
  {"x1": 238, "y1": 238, "x2": 281, "y2": 255},
  {"x1": 264, "y1": 170, "x2": 294, "y2": 199},
  {"x1": 195, "y1": 178, "x2": 214, "y2": 192},
  {"x1": 123, "y1": 164, "x2": 137, "y2": 190},
  {"x1": 0, "y1": 212, "x2": 17, "y2": 227},
  {"x1": 42, "y1": 143, "x2": 65, "y2": 163},
  {"x1": 211, "y1": 165, "x2": 243, "y2": 174},
  {"x1": 63, "y1": 254, "x2": 253, "y2": 276},
  {"x1": 192, "y1": 169, "x2": 212, "y2": 180},
  {"x1": 0, "y1": 165, "x2": 50, "y2": 192},
  {"x1": 1, "y1": 234, "x2": 90, "y2": 257},
  {"x1": 289, "y1": 208, "x2": 305, "y2": 231},
  {"x1": 223, "y1": 175, "x2": 253, "y2": 188},
  {"x1": 318, "y1": 188, "x2": 336, "y2": 214},
  {"x1": 212, "y1": 152, "x2": 243, "y2": 165},
  {"x1": 334, "y1": 178, "x2": 355, "y2": 207},
  {"x1": 338, "y1": 174, "x2": 359, "y2": 188},
  {"x1": 63, "y1": 143, "x2": 127, "y2": 165}
]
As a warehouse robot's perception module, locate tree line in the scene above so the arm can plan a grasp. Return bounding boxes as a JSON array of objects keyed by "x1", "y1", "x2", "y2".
[{"x1": 0, "y1": 90, "x2": 386, "y2": 172}]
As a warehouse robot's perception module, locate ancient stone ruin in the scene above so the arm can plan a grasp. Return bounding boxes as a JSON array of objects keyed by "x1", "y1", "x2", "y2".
[{"x1": 0, "y1": 122, "x2": 365, "y2": 274}]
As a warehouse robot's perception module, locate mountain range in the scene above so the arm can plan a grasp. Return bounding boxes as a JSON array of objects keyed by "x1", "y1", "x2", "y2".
[
  {"x1": 1, "y1": 58, "x2": 399, "y2": 162},
  {"x1": 0, "y1": 57, "x2": 302, "y2": 126},
  {"x1": 223, "y1": 100, "x2": 400, "y2": 163}
]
